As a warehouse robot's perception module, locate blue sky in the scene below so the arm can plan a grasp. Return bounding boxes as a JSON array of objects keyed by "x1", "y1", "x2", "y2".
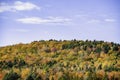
[{"x1": 0, "y1": 0, "x2": 120, "y2": 46}]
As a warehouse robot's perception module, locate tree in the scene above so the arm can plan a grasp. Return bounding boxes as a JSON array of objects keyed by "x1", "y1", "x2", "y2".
[{"x1": 3, "y1": 72, "x2": 20, "y2": 80}]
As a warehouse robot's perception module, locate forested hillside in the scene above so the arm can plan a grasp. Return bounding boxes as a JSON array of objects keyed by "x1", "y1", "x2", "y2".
[{"x1": 0, "y1": 40, "x2": 120, "y2": 80}]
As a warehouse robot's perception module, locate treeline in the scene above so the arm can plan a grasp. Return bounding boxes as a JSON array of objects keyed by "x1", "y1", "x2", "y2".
[{"x1": 0, "y1": 40, "x2": 120, "y2": 80}]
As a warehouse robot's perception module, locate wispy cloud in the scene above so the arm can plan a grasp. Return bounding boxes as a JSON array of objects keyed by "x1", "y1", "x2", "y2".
[
  {"x1": 74, "y1": 13, "x2": 117, "y2": 24},
  {"x1": 87, "y1": 19, "x2": 100, "y2": 24},
  {"x1": 75, "y1": 14, "x2": 89, "y2": 18},
  {"x1": 0, "y1": 1, "x2": 40, "y2": 12},
  {"x1": 11, "y1": 29, "x2": 30, "y2": 32},
  {"x1": 104, "y1": 19, "x2": 116, "y2": 22},
  {"x1": 16, "y1": 16, "x2": 71, "y2": 24}
]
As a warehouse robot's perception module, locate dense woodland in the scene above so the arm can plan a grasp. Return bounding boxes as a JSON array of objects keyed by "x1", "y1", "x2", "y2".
[{"x1": 0, "y1": 39, "x2": 120, "y2": 80}]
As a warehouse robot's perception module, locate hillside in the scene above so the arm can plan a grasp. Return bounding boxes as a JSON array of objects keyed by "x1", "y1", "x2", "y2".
[{"x1": 0, "y1": 40, "x2": 120, "y2": 80}]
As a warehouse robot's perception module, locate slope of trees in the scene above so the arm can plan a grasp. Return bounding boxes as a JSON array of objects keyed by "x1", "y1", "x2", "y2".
[{"x1": 0, "y1": 40, "x2": 120, "y2": 80}]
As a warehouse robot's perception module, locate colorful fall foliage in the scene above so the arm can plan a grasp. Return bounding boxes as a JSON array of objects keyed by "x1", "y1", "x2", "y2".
[{"x1": 0, "y1": 40, "x2": 120, "y2": 80}]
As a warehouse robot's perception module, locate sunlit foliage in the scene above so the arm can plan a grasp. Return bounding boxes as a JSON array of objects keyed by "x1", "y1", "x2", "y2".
[{"x1": 0, "y1": 40, "x2": 120, "y2": 80}]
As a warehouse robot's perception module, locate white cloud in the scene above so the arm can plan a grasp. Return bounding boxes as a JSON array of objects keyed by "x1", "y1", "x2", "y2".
[
  {"x1": 16, "y1": 29, "x2": 29, "y2": 32},
  {"x1": 16, "y1": 17, "x2": 71, "y2": 24},
  {"x1": 75, "y1": 14, "x2": 88, "y2": 18},
  {"x1": 11, "y1": 29, "x2": 30, "y2": 32},
  {"x1": 0, "y1": 1, "x2": 40, "y2": 12},
  {"x1": 87, "y1": 19, "x2": 100, "y2": 24},
  {"x1": 104, "y1": 19, "x2": 116, "y2": 22}
]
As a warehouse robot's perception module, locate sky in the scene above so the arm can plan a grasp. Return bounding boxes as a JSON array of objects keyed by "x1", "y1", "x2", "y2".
[{"x1": 0, "y1": 0, "x2": 120, "y2": 46}]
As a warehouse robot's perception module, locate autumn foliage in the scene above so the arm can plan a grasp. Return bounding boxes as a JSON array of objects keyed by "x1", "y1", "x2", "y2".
[{"x1": 0, "y1": 40, "x2": 120, "y2": 80}]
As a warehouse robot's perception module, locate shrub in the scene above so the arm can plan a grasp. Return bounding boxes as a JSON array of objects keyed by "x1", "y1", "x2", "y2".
[
  {"x1": 3, "y1": 72, "x2": 20, "y2": 80},
  {"x1": 26, "y1": 72, "x2": 42, "y2": 80}
]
